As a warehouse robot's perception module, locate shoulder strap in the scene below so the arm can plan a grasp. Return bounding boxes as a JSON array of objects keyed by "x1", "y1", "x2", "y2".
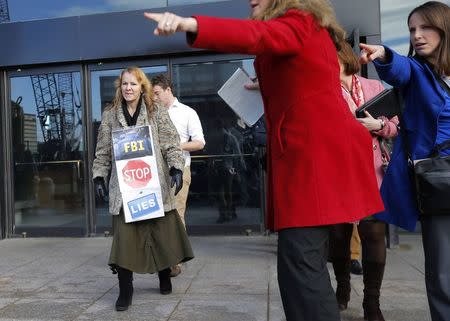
[{"x1": 435, "y1": 75, "x2": 450, "y2": 96}]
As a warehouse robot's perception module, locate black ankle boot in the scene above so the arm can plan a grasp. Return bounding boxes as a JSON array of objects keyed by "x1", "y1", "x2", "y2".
[
  {"x1": 332, "y1": 258, "x2": 351, "y2": 311},
  {"x1": 116, "y1": 267, "x2": 133, "y2": 311},
  {"x1": 158, "y1": 268, "x2": 172, "y2": 295}
]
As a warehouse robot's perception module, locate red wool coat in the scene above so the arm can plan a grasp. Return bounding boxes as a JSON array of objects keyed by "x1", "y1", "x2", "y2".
[{"x1": 191, "y1": 10, "x2": 384, "y2": 231}]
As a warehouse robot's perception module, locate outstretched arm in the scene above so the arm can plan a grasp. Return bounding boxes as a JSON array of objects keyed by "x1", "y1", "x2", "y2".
[
  {"x1": 144, "y1": 10, "x2": 314, "y2": 56},
  {"x1": 360, "y1": 43, "x2": 412, "y2": 88}
]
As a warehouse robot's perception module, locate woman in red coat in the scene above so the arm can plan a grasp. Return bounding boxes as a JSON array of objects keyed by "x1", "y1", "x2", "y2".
[{"x1": 145, "y1": 1, "x2": 384, "y2": 320}]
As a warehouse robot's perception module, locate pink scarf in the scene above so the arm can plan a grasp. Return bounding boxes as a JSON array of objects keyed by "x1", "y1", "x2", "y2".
[{"x1": 341, "y1": 75, "x2": 365, "y2": 115}]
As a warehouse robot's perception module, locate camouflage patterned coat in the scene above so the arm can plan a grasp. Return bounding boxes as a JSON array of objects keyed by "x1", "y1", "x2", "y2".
[{"x1": 92, "y1": 102, "x2": 184, "y2": 215}]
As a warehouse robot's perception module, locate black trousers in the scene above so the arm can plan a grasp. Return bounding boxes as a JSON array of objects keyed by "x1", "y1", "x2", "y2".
[
  {"x1": 421, "y1": 216, "x2": 450, "y2": 321},
  {"x1": 278, "y1": 226, "x2": 340, "y2": 321}
]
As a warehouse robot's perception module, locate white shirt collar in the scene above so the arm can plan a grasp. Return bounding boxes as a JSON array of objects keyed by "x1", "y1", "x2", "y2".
[{"x1": 169, "y1": 97, "x2": 180, "y2": 109}]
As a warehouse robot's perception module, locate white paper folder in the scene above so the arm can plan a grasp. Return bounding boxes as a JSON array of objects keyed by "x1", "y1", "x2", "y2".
[{"x1": 217, "y1": 68, "x2": 264, "y2": 127}]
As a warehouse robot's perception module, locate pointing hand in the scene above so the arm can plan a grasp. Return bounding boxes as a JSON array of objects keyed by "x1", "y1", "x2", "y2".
[{"x1": 144, "y1": 12, "x2": 198, "y2": 36}]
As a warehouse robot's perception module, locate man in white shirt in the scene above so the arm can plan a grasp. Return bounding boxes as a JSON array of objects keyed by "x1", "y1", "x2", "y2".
[{"x1": 151, "y1": 74, "x2": 205, "y2": 226}]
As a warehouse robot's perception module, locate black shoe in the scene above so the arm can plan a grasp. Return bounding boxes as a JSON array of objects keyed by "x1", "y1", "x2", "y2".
[
  {"x1": 158, "y1": 268, "x2": 172, "y2": 295},
  {"x1": 350, "y1": 259, "x2": 363, "y2": 275}
]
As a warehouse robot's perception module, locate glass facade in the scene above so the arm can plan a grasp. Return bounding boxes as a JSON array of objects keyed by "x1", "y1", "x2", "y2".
[
  {"x1": 10, "y1": 71, "x2": 85, "y2": 235},
  {"x1": 3, "y1": 53, "x2": 265, "y2": 237}
]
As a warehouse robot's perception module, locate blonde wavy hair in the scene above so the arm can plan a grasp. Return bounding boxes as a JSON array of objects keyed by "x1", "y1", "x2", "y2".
[
  {"x1": 254, "y1": 0, "x2": 346, "y2": 50},
  {"x1": 111, "y1": 66, "x2": 155, "y2": 115}
]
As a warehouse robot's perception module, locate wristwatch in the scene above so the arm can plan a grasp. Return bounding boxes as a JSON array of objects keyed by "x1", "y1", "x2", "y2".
[{"x1": 379, "y1": 119, "x2": 385, "y2": 130}]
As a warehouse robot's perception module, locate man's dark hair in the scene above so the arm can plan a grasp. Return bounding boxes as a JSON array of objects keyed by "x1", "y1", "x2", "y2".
[{"x1": 151, "y1": 73, "x2": 173, "y2": 91}]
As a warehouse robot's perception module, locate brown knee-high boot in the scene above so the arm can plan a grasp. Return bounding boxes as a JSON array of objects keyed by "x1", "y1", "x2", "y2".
[
  {"x1": 116, "y1": 267, "x2": 133, "y2": 311},
  {"x1": 362, "y1": 261, "x2": 385, "y2": 321},
  {"x1": 332, "y1": 258, "x2": 351, "y2": 311}
]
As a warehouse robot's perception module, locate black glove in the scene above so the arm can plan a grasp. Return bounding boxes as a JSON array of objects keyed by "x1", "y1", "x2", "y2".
[
  {"x1": 93, "y1": 177, "x2": 108, "y2": 202},
  {"x1": 169, "y1": 167, "x2": 183, "y2": 196}
]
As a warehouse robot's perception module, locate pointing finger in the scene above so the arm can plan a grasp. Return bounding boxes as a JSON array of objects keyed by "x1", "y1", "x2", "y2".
[
  {"x1": 359, "y1": 43, "x2": 370, "y2": 51},
  {"x1": 144, "y1": 12, "x2": 164, "y2": 35},
  {"x1": 144, "y1": 12, "x2": 162, "y2": 23}
]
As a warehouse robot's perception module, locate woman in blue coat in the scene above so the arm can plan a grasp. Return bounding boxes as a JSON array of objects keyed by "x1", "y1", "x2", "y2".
[{"x1": 360, "y1": 2, "x2": 450, "y2": 321}]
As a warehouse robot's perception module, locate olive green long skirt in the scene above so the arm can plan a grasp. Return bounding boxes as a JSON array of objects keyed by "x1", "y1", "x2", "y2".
[{"x1": 109, "y1": 209, "x2": 194, "y2": 274}]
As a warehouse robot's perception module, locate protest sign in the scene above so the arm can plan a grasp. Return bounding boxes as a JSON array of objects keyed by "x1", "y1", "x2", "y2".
[{"x1": 112, "y1": 125, "x2": 164, "y2": 223}]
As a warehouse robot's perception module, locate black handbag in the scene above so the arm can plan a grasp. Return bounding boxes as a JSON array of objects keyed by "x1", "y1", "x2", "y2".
[{"x1": 411, "y1": 141, "x2": 450, "y2": 215}]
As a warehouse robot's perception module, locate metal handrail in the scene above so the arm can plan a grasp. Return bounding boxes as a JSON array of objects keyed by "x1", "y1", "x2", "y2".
[{"x1": 15, "y1": 160, "x2": 82, "y2": 165}]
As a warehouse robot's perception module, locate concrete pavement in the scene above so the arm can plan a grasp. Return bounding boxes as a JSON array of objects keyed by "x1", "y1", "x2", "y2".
[{"x1": 0, "y1": 234, "x2": 430, "y2": 321}]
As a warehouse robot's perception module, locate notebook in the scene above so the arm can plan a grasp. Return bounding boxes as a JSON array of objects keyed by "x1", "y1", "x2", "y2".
[{"x1": 355, "y1": 88, "x2": 402, "y2": 119}]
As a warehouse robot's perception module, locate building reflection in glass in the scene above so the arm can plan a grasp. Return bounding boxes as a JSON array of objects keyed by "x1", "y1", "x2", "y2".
[
  {"x1": 11, "y1": 72, "x2": 85, "y2": 235},
  {"x1": 173, "y1": 59, "x2": 264, "y2": 230}
]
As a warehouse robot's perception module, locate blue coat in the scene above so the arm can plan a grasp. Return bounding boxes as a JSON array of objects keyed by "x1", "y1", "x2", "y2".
[{"x1": 373, "y1": 47, "x2": 449, "y2": 231}]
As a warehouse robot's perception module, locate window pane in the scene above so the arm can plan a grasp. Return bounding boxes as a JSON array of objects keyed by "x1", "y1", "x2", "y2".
[{"x1": 11, "y1": 72, "x2": 85, "y2": 235}]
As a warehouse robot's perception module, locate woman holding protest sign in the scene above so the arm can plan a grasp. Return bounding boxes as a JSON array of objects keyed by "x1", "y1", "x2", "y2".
[{"x1": 92, "y1": 66, "x2": 193, "y2": 311}]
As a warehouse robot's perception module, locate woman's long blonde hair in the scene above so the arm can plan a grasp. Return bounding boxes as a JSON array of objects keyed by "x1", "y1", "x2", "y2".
[
  {"x1": 111, "y1": 66, "x2": 155, "y2": 115},
  {"x1": 254, "y1": 0, "x2": 346, "y2": 50}
]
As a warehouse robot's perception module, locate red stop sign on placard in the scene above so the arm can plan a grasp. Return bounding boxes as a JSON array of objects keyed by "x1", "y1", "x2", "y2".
[{"x1": 122, "y1": 159, "x2": 152, "y2": 188}]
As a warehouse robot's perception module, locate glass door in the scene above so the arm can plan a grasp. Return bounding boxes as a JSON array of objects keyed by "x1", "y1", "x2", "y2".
[
  {"x1": 9, "y1": 67, "x2": 85, "y2": 236},
  {"x1": 171, "y1": 56, "x2": 265, "y2": 234},
  {"x1": 89, "y1": 62, "x2": 168, "y2": 234}
]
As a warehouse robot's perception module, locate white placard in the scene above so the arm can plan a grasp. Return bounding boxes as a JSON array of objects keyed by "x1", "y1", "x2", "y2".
[{"x1": 113, "y1": 125, "x2": 165, "y2": 223}]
